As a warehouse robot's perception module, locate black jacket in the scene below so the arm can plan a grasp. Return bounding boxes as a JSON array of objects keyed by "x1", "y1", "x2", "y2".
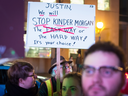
[
  {"x1": 4, "y1": 80, "x2": 38, "y2": 96},
  {"x1": 76, "y1": 57, "x2": 82, "y2": 64}
]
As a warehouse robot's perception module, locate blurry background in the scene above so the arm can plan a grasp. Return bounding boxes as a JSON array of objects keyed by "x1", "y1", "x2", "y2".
[{"x1": 1, "y1": 0, "x2": 128, "y2": 74}]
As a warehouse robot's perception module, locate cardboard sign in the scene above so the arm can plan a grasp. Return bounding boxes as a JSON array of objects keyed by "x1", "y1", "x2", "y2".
[{"x1": 26, "y1": 2, "x2": 95, "y2": 49}]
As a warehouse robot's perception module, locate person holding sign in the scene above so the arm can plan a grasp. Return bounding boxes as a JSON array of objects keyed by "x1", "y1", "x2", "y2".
[
  {"x1": 39, "y1": 56, "x2": 72, "y2": 96},
  {"x1": 82, "y1": 41, "x2": 127, "y2": 96}
]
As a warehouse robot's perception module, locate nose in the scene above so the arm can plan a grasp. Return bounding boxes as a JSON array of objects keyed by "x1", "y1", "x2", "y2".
[
  {"x1": 92, "y1": 70, "x2": 102, "y2": 84},
  {"x1": 65, "y1": 88, "x2": 71, "y2": 96}
]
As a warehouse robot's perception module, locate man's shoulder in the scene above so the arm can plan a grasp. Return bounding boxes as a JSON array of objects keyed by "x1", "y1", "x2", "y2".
[
  {"x1": 40, "y1": 77, "x2": 55, "y2": 88},
  {"x1": 46, "y1": 77, "x2": 56, "y2": 85},
  {"x1": 39, "y1": 77, "x2": 56, "y2": 96}
]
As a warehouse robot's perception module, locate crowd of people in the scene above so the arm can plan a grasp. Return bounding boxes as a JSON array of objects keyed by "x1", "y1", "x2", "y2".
[{"x1": 3, "y1": 41, "x2": 128, "y2": 96}]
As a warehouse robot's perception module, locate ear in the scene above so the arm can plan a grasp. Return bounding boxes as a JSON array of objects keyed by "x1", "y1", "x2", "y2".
[
  {"x1": 19, "y1": 78, "x2": 23, "y2": 84},
  {"x1": 121, "y1": 76, "x2": 127, "y2": 90}
]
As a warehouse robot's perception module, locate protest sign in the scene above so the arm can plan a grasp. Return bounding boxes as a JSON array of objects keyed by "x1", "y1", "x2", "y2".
[{"x1": 26, "y1": 2, "x2": 95, "y2": 49}]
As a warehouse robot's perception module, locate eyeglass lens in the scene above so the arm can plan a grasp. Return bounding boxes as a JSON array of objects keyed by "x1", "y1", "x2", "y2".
[{"x1": 83, "y1": 65, "x2": 121, "y2": 77}]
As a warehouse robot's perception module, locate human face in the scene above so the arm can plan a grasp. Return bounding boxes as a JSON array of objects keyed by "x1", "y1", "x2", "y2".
[
  {"x1": 22, "y1": 70, "x2": 37, "y2": 89},
  {"x1": 60, "y1": 63, "x2": 72, "y2": 81},
  {"x1": 82, "y1": 51, "x2": 123, "y2": 96},
  {"x1": 62, "y1": 77, "x2": 82, "y2": 96}
]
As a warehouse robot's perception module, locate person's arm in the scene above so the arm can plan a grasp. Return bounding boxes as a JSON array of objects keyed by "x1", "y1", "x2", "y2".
[{"x1": 39, "y1": 82, "x2": 48, "y2": 96}]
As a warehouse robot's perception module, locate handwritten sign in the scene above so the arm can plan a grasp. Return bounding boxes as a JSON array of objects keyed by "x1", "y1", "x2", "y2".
[{"x1": 26, "y1": 2, "x2": 95, "y2": 49}]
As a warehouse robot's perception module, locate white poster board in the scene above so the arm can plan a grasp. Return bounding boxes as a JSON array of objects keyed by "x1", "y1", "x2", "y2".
[{"x1": 26, "y1": 2, "x2": 95, "y2": 49}]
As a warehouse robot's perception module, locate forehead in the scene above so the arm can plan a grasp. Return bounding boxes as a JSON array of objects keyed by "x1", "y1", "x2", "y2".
[
  {"x1": 84, "y1": 51, "x2": 120, "y2": 67},
  {"x1": 63, "y1": 77, "x2": 79, "y2": 86}
]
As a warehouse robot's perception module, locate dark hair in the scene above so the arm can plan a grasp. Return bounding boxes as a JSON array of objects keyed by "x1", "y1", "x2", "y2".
[
  {"x1": 84, "y1": 41, "x2": 126, "y2": 72},
  {"x1": 8, "y1": 60, "x2": 34, "y2": 85},
  {"x1": 63, "y1": 72, "x2": 82, "y2": 88}
]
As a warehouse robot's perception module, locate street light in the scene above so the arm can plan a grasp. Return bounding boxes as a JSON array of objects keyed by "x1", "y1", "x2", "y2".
[
  {"x1": 97, "y1": 22, "x2": 103, "y2": 29},
  {"x1": 96, "y1": 22, "x2": 104, "y2": 41}
]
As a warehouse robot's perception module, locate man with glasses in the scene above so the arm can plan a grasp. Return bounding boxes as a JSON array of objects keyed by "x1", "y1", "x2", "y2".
[
  {"x1": 39, "y1": 56, "x2": 72, "y2": 96},
  {"x1": 82, "y1": 41, "x2": 127, "y2": 96}
]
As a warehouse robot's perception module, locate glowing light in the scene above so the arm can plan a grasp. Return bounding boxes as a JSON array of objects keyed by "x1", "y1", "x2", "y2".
[
  {"x1": 97, "y1": 22, "x2": 103, "y2": 29},
  {"x1": 98, "y1": 0, "x2": 110, "y2": 11},
  {"x1": 125, "y1": 73, "x2": 128, "y2": 79}
]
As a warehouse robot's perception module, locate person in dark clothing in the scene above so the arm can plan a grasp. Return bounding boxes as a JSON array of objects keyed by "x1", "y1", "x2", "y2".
[
  {"x1": 39, "y1": 56, "x2": 72, "y2": 96},
  {"x1": 4, "y1": 80, "x2": 38, "y2": 96},
  {"x1": 76, "y1": 53, "x2": 82, "y2": 72},
  {"x1": 4, "y1": 60, "x2": 38, "y2": 96}
]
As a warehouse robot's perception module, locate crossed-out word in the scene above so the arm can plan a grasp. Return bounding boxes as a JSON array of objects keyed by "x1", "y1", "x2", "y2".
[{"x1": 35, "y1": 24, "x2": 74, "y2": 34}]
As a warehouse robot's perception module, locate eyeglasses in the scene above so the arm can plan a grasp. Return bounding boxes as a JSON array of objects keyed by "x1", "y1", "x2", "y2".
[
  {"x1": 82, "y1": 65, "x2": 124, "y2": 78},
  {"x1": 27, "y1": 73, "x2": 36, "y2": 77},
  {"x1": 60, "y1": 66, "x2": 71, "y2": 69}
]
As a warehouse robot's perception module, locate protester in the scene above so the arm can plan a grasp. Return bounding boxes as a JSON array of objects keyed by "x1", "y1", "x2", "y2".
[
  {"x1": 62, "y1": 72, "x2": 83, "y2": 96},
  {"x1": 76, "y1": 53, "x2": 82, "y2": 72},
  {"x1": 39, "y1": 56, "x2": 72, "y2": 96},
  {"x1": 82, "y1": 41, "x2": 127, "y2": 96},
  {"x1": 4, "y1": 60, "x2": 38, "y2": 96}
]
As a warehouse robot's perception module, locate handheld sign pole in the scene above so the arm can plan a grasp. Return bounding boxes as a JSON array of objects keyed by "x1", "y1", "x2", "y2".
[
  {"x1": 56, "y1": 3, "x2": 61, "y2": 93},
  {"x1": 56, "y1": 48, "x2": 60, "y2": 92}
]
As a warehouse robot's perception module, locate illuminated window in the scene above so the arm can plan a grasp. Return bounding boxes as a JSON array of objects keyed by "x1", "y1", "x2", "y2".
[
  {"x1": 69, "y1": 49, "x2": 78, "y2": 54},
  {"x1": 98, "y1": 0, "x2": 110, "y2": 11},
  {"x1": 70, "y1": 0, "x2": 84, "y2": 4},
  {"x1": 40, "y1": 0, "x2": 56, "y2": 3},
  {"x1": 69, "y1": 49, "x2": 78, "y2": 58},
  {"x1": 24, "y1": 34, "x2": 51, "y2": 58}
]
